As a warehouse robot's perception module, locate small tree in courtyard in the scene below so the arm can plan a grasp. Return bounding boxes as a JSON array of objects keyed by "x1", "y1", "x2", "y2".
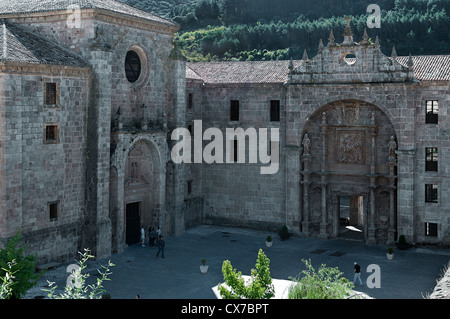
[
  {"x1": 218, "y1": 248, "x2": 275, "y2": 299},
  {"x1": 288, "y1": 259, "x2": 354, "y2": 299},
  {"x1": 44, "y1": 249, "x2": 114, "y2": 299},
  {"x1": 0, "y1": 232, "x2": 42, "y2": 299}
]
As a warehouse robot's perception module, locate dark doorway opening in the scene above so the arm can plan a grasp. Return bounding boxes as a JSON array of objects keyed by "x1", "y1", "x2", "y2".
[
  {"x1": 339, "y1": 195, "x2": 364, "y2": 240},
  {"x1": 126, "y1": 202, "x2": 141, "y2": 245}
]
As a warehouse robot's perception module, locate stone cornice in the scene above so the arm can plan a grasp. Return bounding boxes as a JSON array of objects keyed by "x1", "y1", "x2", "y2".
[
  {"x1": 0, "y1": 8, "x2": 179, "y2": 35},
  {"x1": 0, "y1": 61, "x2": 91, "y2": 77}
]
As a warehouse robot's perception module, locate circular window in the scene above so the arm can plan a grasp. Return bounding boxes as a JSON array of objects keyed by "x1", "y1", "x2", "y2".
[
  {"x1": 343, "y1": 53, "x2": 357, "y2": 66},
  {"x1": 125, "y1": 50, "x2": 142, "y2": 83}
]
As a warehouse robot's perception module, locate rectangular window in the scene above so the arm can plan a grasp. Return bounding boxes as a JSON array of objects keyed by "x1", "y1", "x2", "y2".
[
  {"x1": 188, "y1": 93, "x2": 194, "y2": 110},
  {"x1": 187, "y1": 180, "x2": 193, "y2": 195},
  {"x1": 230, "y1": 100, "x2": 239, "y2": 121},
  {"x1": 425, "y1": 100, "x2": 438, "y2": 124},
  {"x1": 425, "y1": 147, "x2": 438, "y2": 171},
  {"x1": 49, "y1": 202, "x2": 59, "y2": 221},
  {"x1": 44, "y1": 124, "x2": 59, "y2": 144},
  {"x1": 270, "y1": 100, "x2": 280, "y2": 122},
  {"x1": 425, "y1": 222, "x2": 438, "y2": 237},
  {"x1": 45, "y1": 82, "x2": 58, "y2": 106},
  {"x1": 425, "y1": 184, "x2": 438, "y2": 203}
]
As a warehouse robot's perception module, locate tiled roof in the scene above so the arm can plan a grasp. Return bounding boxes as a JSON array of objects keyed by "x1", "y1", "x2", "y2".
[
  {"x1": 186, "y1": 60, "x2": 303, "y2": 84},
  {"x1": 0, "y1": 0, "x2": 177, "y2": 28},
  {"x1": 0, "y1": 20, "x2": 89, "y2": 67},
  {"x1": 397, "y1": 55, "x2": 450, "y2": 82},
  {"x1": 187, "y1": 55, "x2": 450, "y2": 84}
]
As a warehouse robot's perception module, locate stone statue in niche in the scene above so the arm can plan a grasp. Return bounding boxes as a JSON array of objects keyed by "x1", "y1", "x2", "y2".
[
  {"x1": 302, "y1": 133, "x2": 311, "y2": 155},
  {"x1": 131, "y1": 162, "x2": 139, "y2": 183},
  {"x1": 388, "y1": 136, "x2": 397, "y2": 160},
  {"x1": 339, "y1": 133, "x2": 363, "y2": 164}
]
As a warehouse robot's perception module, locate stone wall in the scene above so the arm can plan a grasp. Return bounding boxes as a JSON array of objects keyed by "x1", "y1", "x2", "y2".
[
  {"x1": 189, "y1": 83, "x2": 287, "y2": 231},
  {"x1": 0, "y1": 69, "x2": 90, "y2": 264}
]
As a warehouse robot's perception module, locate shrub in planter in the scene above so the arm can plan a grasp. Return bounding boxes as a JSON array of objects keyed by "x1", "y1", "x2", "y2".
[
  {"x1": 200, "y1": 259, "x2": 209, "y2": 274},
  {"x1": 266, "y1": 236, "x2": 273, "y2": 247},
  {"x1": 397, "y1": 235, "x2": 408, "y2": 250},
  {"x1": 278, "y1": 226, "x2": 291, "y2": 241}
]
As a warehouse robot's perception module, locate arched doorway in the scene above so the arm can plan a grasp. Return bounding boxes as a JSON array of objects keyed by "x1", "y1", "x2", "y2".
[
  {"x1": 110, "y1": 137, "x2": 164, "y2": 251},
  {"x1": 300, "y1": 99, "x2": 398, "y2": 244}
]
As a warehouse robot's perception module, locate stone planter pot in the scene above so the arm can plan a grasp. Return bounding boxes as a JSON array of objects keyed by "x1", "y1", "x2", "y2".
[
  {"x1": 200, "y1": 265, "x2": 209, "y2": 274},
  {"x1": 266, "y1": 241, "x2": 273, "y2": 248},
  {"x1": 386, "y1": 253, "x2": 394, "y2": 260}
]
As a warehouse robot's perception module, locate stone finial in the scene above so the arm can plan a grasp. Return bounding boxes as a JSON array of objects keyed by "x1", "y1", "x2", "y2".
[
  {"x1": 322, "y1": 112, "x2": 327, "y2": 124},
  {"x1": 288, "y1": 57, "x2": 294, "y2": 72},
  {"x1": 318, "y1": 39, "x2": 324, "y2": 51},
  {"x1": 407, "y1": 53, "x2": 414, "y2": 69},
  {"x1": 302, "y1": 49, "x2": 309, "y2": 62},
  {"x1": 360, "y1": 28, "x2": 369, "y2": 45},
  {"x1": 391, "y1": 46, "x2": 397, "y2": 60},
  {"x1": 374, "y1": 35, "x2": 380, "y2": 48},
  {"x1": 328, "y1": 29, "x2": 335, "y2": 47}
]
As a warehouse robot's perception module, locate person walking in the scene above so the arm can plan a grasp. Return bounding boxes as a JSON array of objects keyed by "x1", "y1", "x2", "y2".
[
  {"x1": 353, "y1": 262, "x2": 363, "y2": 286},
  {"x1": 156, "y1": 235, "x2": 165, "y2": 258}
]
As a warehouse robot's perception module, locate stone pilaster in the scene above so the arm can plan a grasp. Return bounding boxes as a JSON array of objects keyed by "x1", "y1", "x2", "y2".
[{"x1": 396, "y1": 149, "x2": 416, "y2": 244}]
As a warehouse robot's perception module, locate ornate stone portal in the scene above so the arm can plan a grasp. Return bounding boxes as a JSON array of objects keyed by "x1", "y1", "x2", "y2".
[{"x1": 301, "y1": 100, "x2": 397, "y2": 244}]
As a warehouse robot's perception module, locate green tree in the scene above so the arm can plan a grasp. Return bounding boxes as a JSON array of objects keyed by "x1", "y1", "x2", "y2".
[
  {"x1": 0, "y1": 232, "x2": 42, "y2": 299},
  {"x1": 288, "y1": 259, "x2": 355, "y2": 299},
  {"x1": 218, "y1": 249, "x2": 275, "y2": 299}
]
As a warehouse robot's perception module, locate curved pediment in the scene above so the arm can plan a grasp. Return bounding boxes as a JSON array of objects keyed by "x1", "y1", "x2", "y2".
[{"x1": 288, "y1": 27, "x2": 416, "y2": 84}]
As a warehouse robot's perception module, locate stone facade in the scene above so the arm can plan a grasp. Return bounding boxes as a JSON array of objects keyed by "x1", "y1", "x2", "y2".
[
  {"x1": 0, "y1": 1, "x2": 449, "y2": 266},
  {"x1": 0, "y1": 1, "x2": 187, "y2": 264},
  {"x1": 187, "y1": 24, "x2": 450, "y2": 246}
]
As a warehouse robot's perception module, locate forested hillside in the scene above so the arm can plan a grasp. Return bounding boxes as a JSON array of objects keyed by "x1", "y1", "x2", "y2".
[{"x1": 122, "y1": 0, "x2": 450, "y2": 61}]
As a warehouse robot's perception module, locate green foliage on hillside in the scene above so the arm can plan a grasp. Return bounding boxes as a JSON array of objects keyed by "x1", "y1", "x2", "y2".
[{"x1": 122, "y1": 0, "x2": 450, "y2": 61}]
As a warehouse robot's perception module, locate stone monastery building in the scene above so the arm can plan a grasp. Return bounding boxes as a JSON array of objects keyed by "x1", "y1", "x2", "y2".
[{"x1": 0, "y1": 0, "x2": 449, "y2": 265}]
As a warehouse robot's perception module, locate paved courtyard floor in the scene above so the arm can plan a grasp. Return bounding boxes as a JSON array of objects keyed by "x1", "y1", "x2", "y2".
[{"x1": 25, "y1": 225, "x2": 450, "y2": 300}]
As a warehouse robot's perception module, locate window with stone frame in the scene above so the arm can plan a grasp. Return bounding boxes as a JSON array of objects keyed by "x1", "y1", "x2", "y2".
[
  {"x1": 188, "y1": 93, "x2": 194, "y2": 110},
  {"x1": 125, "y1": 50, "x2": 142, "y2": 83},
  {"x1": 425, "y1": 100, "x2": 438, "y2": 124},
  {"x1": 187, "y1": 180, "x2": 193, "y2": 195},
  {"x1": 44, "y1": 82, "x2": 59, "y2": 107},
  {"x1": 49, "y1": 202, "x2": 59, "y2": 221},
  {"x1": 230, "y1": 100, "x2": 240, "y2": 121},
  {"x1": 425, "y1": 222, "x2": 438, "y2": 237},
  {"x1": 425, "y1": 184, "x2": 438, "y2": 203},
  {"x1": 270, "y1": 100, "x2": 280, "y2": 122},
  {"x1": 44, "y1": 124, "x2": 59, "y2": 144},
  {"x1": 425, "y1": 147, "x2": 438, "y2": 171}
]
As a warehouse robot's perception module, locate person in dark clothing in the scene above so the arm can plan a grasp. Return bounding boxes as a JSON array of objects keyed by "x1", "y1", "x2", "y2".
[
  {"x1": 353, "y1": 262, "x2": 363, "y2": 286},
  {"x1": 156, "y1": 235, "x2": 165, "y2": 258}
]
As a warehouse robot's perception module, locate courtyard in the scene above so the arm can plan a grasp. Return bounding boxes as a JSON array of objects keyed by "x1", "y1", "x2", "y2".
[{"x1": 25, "y1": 225, "x2": 450, "y2": 300}]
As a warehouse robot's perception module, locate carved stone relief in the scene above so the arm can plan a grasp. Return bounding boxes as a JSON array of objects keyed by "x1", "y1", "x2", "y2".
[{"x1": 337, "y1": 131, "x2": 364, "y2": 164}]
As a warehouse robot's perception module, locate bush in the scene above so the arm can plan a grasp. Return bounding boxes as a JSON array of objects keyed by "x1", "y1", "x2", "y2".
[
  {"x1": 44, "y1": 249, "x2": 114, "y2": 299},
  {"x1": 0, "y1": 260, "x2": 17, "y2": 299},
  {"x1": 278, "y1": 225, "x2": 291, "y2": 240},
  {"x1": 0, "y1": 232, "x2": 42, "y2": 299},
  {"x1": 288, "y1": 259, "x2": 354, "y2": 299},
  {"x1": 218, "y1": 249, "x2": 274, "y2": 299}
]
